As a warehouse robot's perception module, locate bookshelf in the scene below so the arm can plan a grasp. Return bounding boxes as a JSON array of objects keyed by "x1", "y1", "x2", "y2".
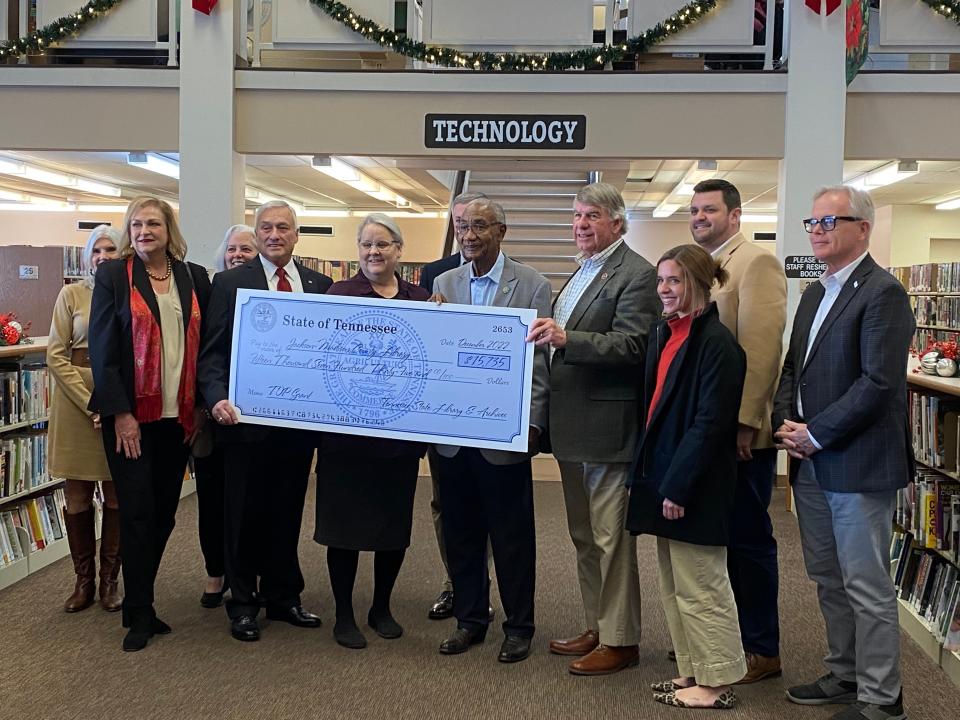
[
  {"x1": 900, "y1": 354, "x2": 960, "y2": 687},
  {"x1": 294, "y1": 255, "x2": 425, "y2": 286},
  {"x1": 0, "y1": 337, "x2": 72, "y2": 591},
  {"x1": 891, "y1": 264, "x2": 960, "y2": 352}
]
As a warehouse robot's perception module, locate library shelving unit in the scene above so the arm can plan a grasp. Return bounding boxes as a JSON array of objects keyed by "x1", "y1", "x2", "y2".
[
  {"x1": 293, "y1": 255, "x2": 425, "y2": 286},
  {"x1": 902, "y1": 356, "x2": 960, "y2": 688},
  {"x1": 0, "y1": 337, "x2": 70, "y2": 591}
]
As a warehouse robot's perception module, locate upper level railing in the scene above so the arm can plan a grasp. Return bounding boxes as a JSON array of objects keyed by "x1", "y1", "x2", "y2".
[{"x1": 1, "y1": 0, "x2": 958, "y2": 72}]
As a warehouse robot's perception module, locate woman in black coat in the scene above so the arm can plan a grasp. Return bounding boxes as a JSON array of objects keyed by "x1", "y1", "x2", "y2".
[
  {"x1": 89, "y1": 196, "x2": 211, "y2": 652},
  {"x1": 626, "y1": 244, "x2": 747, "y2": 710}
]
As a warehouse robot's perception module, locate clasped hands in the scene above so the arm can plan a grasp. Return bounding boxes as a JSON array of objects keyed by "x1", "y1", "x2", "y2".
[
  {"x1": 774, "y1": 419, "x2": 819, "y2": 460},
  {"x1": 114, "y1": 407, "x2": 210, "y2": 459}
]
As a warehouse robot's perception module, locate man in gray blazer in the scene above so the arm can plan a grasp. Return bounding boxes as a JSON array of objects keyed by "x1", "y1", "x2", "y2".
[
  {"x1": 527, "y1": 182, "x2": 659, "y2": 675},
  {"x1": 774, "y1": 186, "x2": 913, "y2": 720},
  {"x1": 432, "y1": 198, "x2": 552, "y2": 664}
]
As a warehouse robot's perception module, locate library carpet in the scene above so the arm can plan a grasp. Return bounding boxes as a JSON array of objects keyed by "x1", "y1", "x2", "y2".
[{"x1": 1, "y1": 479, "x2": 958, "y2": 720}]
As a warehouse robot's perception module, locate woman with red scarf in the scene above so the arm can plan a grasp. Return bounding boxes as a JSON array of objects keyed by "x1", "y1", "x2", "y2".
[{"x1": 89, "y1": 196, "x2": 211, "y2": 652}]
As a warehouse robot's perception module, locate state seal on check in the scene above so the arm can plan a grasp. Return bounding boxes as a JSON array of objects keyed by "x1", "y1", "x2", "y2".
[
  {"x1": 251, "y1": 302, "x2": 278, "y2": 332},
  {"x1": 322, "y1": 310, "x2": 428, "y2": 424}
]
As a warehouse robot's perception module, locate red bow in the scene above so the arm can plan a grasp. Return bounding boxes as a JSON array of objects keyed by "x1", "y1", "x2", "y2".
[
  {"x1": 805, "y1": 0, "x2": 842, "y2": 15},
  {"x1": 192, "y1": 0, "x2": 218, "y2": 14}
]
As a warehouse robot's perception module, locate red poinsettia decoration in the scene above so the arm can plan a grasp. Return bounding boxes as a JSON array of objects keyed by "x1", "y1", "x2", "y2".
[
  {"x1": 925, "y1": 340, "x2": 960, "y2": 360},
  {"x1": 0, "y1": 312, "x2": 32, "y2": 346}
]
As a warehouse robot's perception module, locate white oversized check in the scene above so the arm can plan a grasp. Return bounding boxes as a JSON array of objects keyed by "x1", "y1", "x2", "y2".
[{"x1": 229, "y1": 289, "x2": 536, "y2": 452}]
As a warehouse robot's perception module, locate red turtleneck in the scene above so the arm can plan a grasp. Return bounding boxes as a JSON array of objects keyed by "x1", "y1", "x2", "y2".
[{"x1": 646, "y1": 313, "x2": 694, "y2": 427}]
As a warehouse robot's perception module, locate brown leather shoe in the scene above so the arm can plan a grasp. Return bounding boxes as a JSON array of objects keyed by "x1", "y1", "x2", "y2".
[
  {"x1": 735, "y1": 652, "x2": 782, "y2": 684},
  {"x1": 98, "y1": 507, "x2": 123, "y2": 612},
  {"x1": 569, "y1": 644, "x2": 640, "y2": 675},
  {"x1": 549, "y1": 629, "x2": 599, "y2": 656}
]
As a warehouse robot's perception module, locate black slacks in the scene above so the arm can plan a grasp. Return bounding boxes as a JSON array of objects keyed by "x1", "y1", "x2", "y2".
[
  {"x1": 438, "y1": 448, "x2": 536, "y2": 639},
  {"x1": 222, "y1": 429, "x2": 313, "y2": 619},
  {"x1": 102, "y1": 417, "x2": 189, "y2": 621},
  {"x1": 193, "y1": 447, "x2": 226, "y2": 578}
]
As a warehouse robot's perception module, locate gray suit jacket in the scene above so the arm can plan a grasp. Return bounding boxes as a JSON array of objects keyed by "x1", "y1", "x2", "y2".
[
  {"x1": 433, "y1": 255, "x2": 552, "y2": 466},
  {"x1": 548, "y1": 243, "x2": 660, "y2": 464},
  {"x1": 773, "y1": 253, "x2": 915, "y2": 493}
]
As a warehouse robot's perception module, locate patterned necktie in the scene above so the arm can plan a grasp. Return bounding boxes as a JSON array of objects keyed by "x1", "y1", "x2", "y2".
[{"x1": 276, "y1": 266, "x2": 292, "y2": 292}]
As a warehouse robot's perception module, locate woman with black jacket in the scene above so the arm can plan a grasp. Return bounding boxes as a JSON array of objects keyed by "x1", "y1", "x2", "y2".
[
  {"x1": 89, "y1": 196, "x2": 211, "y2": 652},
  {"x1": 626, "y1": 244, "x2": 747, "y2": 709}
]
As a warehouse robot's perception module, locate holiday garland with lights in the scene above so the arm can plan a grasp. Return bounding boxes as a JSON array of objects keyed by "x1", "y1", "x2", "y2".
[
  {"x1": 3, "y1": 0, "x2": 720, "y2": 67},
  {"x1": 921, "y1": 0, "x2": 960, "y2": 26},
  {"x1": 310, "y1": 0, "x2": 719, "y2": 71},
  {"x1": 0, "y1": 0, "x2": 125, "y2": 60}
]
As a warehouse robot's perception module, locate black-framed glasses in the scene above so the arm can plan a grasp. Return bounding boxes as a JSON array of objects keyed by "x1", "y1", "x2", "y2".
[
  {"x1": 455, "y1": 220, "x2": 501, "y2": 235},
  {"x1": 802, "y1": 215, "x2": 863, "y2": 233}
]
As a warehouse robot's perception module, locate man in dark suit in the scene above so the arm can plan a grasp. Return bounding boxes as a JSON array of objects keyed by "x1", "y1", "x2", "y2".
[
  {"x1": 774, "y1": 186, "x2": 913, "y2": 720},
  {"x1": 527, "y1": 182, "x2": 659, "y2": 675},
  {"x1": 419, "y1": 190, "x2": 489, "y2": 620},
  {"x1": 198, "y1": 200, "x2": 333, "y2": 642},
  {"x1": 432, "y1": 198, "x2": 552, "y2": 664}
]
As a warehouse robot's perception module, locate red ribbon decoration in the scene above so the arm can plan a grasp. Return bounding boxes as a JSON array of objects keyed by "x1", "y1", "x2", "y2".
[
  {"x1": 805, "y1": 0, "x2": 842, "y2": 15},
  {"x1": 192, "y1": 0, "x2": 218, "y2": 14}
]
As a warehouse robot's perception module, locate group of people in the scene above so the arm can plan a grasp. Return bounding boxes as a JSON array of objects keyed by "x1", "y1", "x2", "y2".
[{"x1": 44, "y1": 179, "x2": 913, "y2": 719}]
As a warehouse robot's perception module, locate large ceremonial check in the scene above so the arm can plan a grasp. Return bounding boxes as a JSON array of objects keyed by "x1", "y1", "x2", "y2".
[{"x1": 229, "y1": 289, "x2": 536, "y2": 452}]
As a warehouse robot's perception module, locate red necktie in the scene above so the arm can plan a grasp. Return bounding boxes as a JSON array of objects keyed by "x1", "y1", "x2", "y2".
[{"x1": 276, "y1": 267, "x2": 292, "y2": 292}]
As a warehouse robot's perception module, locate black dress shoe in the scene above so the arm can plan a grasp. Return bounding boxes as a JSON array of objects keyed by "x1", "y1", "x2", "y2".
[
  {"x1": 368, "y1": 609, "x2": 403, "y2": 639},
  {"x1": 265, "y1": 605, "x2": 322, "y2": 628},
  {"x1": 439, "y1": 627, "x2": 485, "y2": 655},
  {"x1": 498, "y1": 635, "x2": 532, "y2": 663},
  {"x1": 122, "y1": 628, "x2": 151, "y2": 652},
  {"x1": 200, "y1": 580, "x2": 228, "y2": 609},
  {"x1": 334, "y1": 620, "x2": 368, "y2": 649},
  {"x1": 429, "y1": 590, "x2": 454, "y2": 620},
  {"x1": 231, "y1": 615, "x2": 260, "y2": 642},
  {"x1": 151, "y1": 617, "x2": 172, "y2": 635}
]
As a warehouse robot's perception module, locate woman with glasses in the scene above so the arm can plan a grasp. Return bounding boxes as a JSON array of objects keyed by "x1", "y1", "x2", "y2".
[
  {"x1": 47, "y1": 225, "x2": 122, "y2": 613},
  {"x1": 314, "y1": 213, "x2": 430, "y2": 649},
  {"x1": 627, "y1": 244, "x2": 747, "y2": 709}
]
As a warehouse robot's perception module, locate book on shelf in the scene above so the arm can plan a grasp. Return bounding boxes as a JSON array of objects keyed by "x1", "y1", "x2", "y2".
[
  {"x1": 889, "y1": 263, "x2": 960, "y2": 294},
  {"x1": 1, "y1": 431, "x2": 49, "y2": 499},
  {"x1": 0, "y1": 363, "x2": 50, "y2": 427},
  {"x1": 6, "y1": 487, "x2": 66, "y2": 557},
  {"x1": 897, "y1": 472, "x2": 960, "y2": 561},
  {"x1": 891, "y1": 529, "x2": 960, "y2": 646},
  {"x1": 62, "y1": 246, "x2": 84, "y2": 278}
]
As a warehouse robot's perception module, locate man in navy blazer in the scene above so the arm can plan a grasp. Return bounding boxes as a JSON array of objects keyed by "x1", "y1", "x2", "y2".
[
  {"x1": 198, "y1": 200, "x2": 332, "y2": 643},
  {"x1": 774, "y1": 186, "x2": 913, "y2": 720}
]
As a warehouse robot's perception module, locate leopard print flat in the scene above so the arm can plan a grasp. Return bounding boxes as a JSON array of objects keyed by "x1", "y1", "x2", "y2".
[
  {"x1": 653, "y1": 689, "x2": 738, "y2": 709},
  {"x1": 650, "y1": 679, "x2": 695, "y2": 693}
]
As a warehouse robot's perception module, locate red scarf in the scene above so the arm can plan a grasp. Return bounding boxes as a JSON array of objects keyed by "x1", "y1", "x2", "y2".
[{"x1": 127, "y1": 256, "x2": 201, "y2": 434}]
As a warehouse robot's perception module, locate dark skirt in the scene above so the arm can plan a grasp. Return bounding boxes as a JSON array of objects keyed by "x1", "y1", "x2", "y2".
[{"x1": 313, "y1": 454, "x2": 419, "y2": 551}]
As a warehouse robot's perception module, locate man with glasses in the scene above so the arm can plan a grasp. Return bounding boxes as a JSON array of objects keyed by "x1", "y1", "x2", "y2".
[
  {"x1": 774, "y1": 186, "x2": 913, "y2": 720},
  {"x1": 688, "y1": 179, "x2": 787, "y2": 684},
  {"x1": 419, "y1": 191, "x2": 489, "y2": 621},
  {"x1": 526, "y1": 182, "x2": 658, "y2": 675},
  {"x1": 432, "y1": 198, "x2": 551, "y2": 664}
]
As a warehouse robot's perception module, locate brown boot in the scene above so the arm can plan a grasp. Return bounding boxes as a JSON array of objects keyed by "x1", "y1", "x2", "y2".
[
  {"x1": 64, "y1": 509, "x2": 96, "y2": 612},
  {"x1": 98, "y1": 506, "x2": 123, "y2": 612}
]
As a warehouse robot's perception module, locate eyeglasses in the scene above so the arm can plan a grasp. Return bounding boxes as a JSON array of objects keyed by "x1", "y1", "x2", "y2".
[
  {"x1": 802, "y1": 215, "x2": 863, "y2": 233},
  {"x1": 455, "y1": 221, "x2": 501, "y2": 235},
  {"x1": 358, "y1": 241, "x2": 398, "y2": 252}
]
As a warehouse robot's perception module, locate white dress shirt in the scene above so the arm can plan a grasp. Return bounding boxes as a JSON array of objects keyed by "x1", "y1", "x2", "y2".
[{"x1": 259, "y1": 254, "x2": 303, "y2": 293}]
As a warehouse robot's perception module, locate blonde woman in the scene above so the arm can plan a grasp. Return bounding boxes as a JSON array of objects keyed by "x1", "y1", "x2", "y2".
[
  {"x1": 89, "y1": 196, "x2": 211, "y2": 651},
  {"x1": 47, "y1": 225, "x2": 121, "y2": 613}
]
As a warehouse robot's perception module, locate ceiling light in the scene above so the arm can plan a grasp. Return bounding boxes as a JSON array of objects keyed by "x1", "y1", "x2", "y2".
[
  {"x1": 652, "y1": 202, "x2": 683, "y2": 218},
  {"x1": 845, "y1": 160, "x2": 918, "y2": 191},
  {"x1": 245, "y1": 186, "x2": 263, "y2": 201},
  {"x1": 78, "y1": 204, "x2": 129, "y2": 213},
  {"x1": 653, "y1": 160, "x2": 719, "y2": 218},
  {"x1": 936, "y1": 197, "x2": 960, "y2": 211},
  {"x1": 127, "y1": 152, "x2": 180, "y2": 179},
  {"x1": 311, "y1": 155, "x2": 416, "y2": 208},
  {"x1": 741, "y1": 213, "x2": 778, "y2": 223},
  {"x1": 0, "y1": 157, "x2": 122, "y2": 196},
  {"x1": 312, "y1": 155, "x2": 360, "y2": 183}
]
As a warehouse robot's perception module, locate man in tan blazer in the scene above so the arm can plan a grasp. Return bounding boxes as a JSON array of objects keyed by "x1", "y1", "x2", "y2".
[{"x1": 689, "y1": 179, "x2": 787, "y2": 683}]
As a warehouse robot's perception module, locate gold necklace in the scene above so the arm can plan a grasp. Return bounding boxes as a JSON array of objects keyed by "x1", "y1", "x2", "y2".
[{"x1": 145, "y1": 255, "x2": 172, "y2": 282}]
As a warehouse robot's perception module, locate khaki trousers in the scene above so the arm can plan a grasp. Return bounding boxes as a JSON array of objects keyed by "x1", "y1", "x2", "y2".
[
  {"x1": 559, "y1": 461, "x2": 641, "y2": 646},
  {"x1": 657, "y1": 537, "x2": 747, "y2": 687}
]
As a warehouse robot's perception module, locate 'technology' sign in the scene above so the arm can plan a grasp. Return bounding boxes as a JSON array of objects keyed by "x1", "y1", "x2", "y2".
[{"x1": 425, "y1": 114, "x2": 586, "y2": 150}]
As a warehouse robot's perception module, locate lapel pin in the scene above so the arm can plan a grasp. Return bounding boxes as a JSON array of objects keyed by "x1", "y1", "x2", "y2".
[
  {"x1": 853, "y1": 281, "x2": 859, "y2": 289},
  {"x1": 601, "y1": 272, "x2": 608, "y2": 280},
  {"x1": 502, "y1": 286, "x2": 509, "y2": 294}
]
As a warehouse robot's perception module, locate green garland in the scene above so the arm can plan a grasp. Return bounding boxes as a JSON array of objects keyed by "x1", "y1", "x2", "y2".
[
  {"x1": 0, "y1": 0, "x2": 126, "y2": 61},
  {"x1": 311, "y1": 0, "x2": 719, "y2": 71},
  {"x1": 922, "y1": 0, "x2": 960, "y2": 26}
]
